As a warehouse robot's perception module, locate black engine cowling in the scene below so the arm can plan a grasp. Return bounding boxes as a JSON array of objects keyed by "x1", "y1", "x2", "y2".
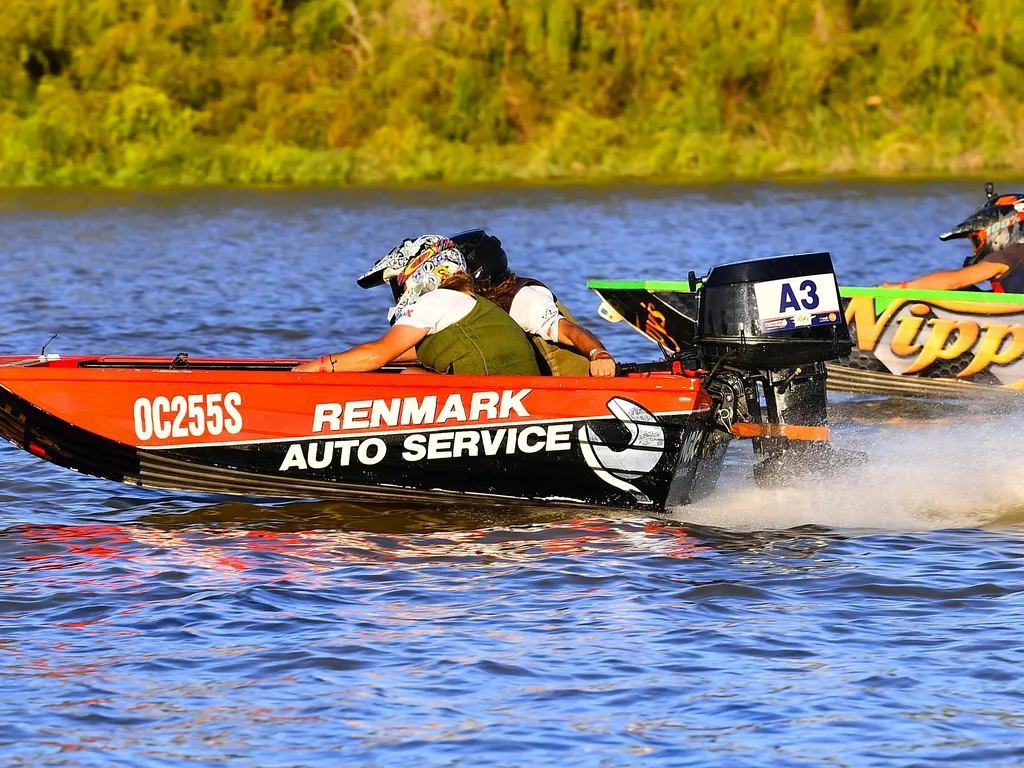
[
  {"x1": 695, "y1": 251, "x2": 852, "y2": 369},
  {"x1": 694, "y1": 252, "x2": 860, "y2": 486}
]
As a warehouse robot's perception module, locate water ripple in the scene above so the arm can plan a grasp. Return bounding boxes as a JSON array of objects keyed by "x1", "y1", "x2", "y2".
[{"x1": 3, "y1": 184, "x2": 1024, "y2": 766}]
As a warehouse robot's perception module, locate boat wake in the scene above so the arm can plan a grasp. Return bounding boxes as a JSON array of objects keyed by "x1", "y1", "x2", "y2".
[{"x1": 674, "y1": 412, "x2": 1024, "y2": 532}]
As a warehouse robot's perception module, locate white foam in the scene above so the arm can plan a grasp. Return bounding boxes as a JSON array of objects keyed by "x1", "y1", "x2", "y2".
[{"x1": 672, "y1": 412, "x2": 1024, "y2": 532}]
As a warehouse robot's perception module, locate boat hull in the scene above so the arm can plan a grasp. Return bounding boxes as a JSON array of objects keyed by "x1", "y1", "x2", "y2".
[
  {"x1": 0, "y1": 357, "x2": 727, "y2": 511},
  {"x1": 590, "y1": 283, "x2": 1024, "y2": 399}
]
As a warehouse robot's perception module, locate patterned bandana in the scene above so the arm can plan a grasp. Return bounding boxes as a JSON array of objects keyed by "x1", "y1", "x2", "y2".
[{"x1": 377, "y1": 235, "x2": 468, "y2": 323}]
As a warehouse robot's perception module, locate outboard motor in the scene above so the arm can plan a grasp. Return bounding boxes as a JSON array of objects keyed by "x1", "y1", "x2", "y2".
[{"x1": 693, "y1": 252, "x2": 855, "y2": 485}]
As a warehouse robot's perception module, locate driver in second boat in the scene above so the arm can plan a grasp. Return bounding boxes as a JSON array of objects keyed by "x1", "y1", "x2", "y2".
[
  {"x1": 293, "y1": 235, "x2": 541, "y2": 375},
  {"x1": 883, "y1": 184, "x2": 1024, "y2": 292}
]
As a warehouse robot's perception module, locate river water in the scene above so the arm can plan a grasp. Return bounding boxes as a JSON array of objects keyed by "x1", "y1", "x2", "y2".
[{"x1": 3, "y1": 181, "x2": 1024, "y2": 766}]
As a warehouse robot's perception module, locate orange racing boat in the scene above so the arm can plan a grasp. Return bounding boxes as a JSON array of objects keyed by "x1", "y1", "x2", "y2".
[{"x1": 0, "y1": 253, "x2": 857, "y2": 512}]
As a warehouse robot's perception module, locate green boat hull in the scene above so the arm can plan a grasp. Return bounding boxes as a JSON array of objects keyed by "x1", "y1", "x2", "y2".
[{"x1": 589, "y1": 280, "x2": 1024, "y2": 399}]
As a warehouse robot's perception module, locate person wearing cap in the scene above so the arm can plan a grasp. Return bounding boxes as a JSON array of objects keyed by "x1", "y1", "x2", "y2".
[
  {"x1": 293, "y1": 235, "x2": 541, "y2": 375},
  {"x1": 449, "y1": 229, "x2": 616, "y2": 377},
  {"x1": 882, "y1": 184, "x2": 1024, "y2": 293}
]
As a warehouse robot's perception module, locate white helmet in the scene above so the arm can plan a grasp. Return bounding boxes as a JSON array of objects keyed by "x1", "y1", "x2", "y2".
[{"x1": 360, "y1": 235, "x2": 467, "y2": 322}]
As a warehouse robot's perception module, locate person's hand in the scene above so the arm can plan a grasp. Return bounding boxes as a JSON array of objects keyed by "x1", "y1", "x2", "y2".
[
  {"x1": 589, "y1": 351, "x2": 616, "y2": 377},
  {"x1": 293, "y1": 357, "x2": 330, "y2": 372}
]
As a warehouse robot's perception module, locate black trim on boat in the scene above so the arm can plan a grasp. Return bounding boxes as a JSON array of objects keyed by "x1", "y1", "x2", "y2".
[
  {"x1": 0, "y1": 385, "x2": 140, "y2": 481},
  {"x1": 74, "y1": 360, "x2": 411, "y2": 373},
  {"x1": 77, "y1": 360, "x2": 299, "y2": 371},
  {"x1": 0, "y1": 384, "x2": 623, "y2": 507}
]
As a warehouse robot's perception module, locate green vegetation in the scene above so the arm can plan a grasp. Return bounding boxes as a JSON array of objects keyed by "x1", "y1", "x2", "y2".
[{"x1": 2, "y1": 0, "x2": 1022, "y2": 186}]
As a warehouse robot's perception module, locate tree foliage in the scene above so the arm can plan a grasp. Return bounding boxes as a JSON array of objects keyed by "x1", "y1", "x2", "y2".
[{"x1": 1, "y1": 0, "x2": 1021, "y2": 185}]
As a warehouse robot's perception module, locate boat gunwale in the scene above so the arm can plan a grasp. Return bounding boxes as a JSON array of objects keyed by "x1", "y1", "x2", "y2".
[
  {"x1": 0, "y1": 356, "x2": 710, "y2": 394},
  {"x1": 586, "y1": 279, "x2": 1024, "y2": 305}
]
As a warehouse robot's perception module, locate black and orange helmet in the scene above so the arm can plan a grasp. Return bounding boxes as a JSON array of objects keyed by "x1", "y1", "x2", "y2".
[{"x1": 940, "y1": 182, "x2": 1024, "y2": 267}]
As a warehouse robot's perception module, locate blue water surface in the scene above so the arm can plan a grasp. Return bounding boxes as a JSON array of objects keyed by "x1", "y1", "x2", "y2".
[{"x1": 2, "y1": 181, "x2": 1024, "y2": 767}]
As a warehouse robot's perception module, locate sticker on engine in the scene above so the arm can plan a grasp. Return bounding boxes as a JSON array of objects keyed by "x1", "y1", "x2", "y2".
[{"x1": 753, "y1": 273, "x2": 841, "y2": 333}]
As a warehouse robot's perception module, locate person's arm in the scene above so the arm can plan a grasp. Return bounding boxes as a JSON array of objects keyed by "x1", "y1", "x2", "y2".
[
  {"x1": 392, "y1": 347, "x2": 420, "y2": 363},
  {"x1": 292, "y1": 324, "x2": 428, "y2": 372},
  {"x1": 510, "y1": 286, "x2": 616, "y2": 376},
  {"x1": 881, "y1": 261, "x2": 1007, "y2": 291},
  {"x1": 556, "y1": 319, "x2": 616, "y2": 377}
]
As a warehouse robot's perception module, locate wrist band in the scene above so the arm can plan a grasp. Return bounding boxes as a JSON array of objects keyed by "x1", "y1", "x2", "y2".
[
  {"x1": 589, "y1": 349, "x2": 612, "y2": 361},
  {"x1": 900, "y1": 281, "x2": 908, "y2": 288}
]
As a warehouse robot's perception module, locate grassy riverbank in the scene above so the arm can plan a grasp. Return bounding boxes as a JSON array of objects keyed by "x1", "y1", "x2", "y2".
[{"x1": 2, "y1": 0, "x2": 1022, "y2": 186}]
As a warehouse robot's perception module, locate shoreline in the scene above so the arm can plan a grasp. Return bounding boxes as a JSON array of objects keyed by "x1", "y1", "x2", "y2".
[{"x1": 1, "y1": 168, "x2": 1021, "y2": 194}]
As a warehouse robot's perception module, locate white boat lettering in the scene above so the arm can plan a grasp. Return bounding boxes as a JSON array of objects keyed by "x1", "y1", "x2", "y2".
[
  {"x1": 279, "y1": 437, "x2": 388, "y2": 471},
  {"x1": 278, "y1": 422, "x2": 571, "y2": 471},
  {"x1": 436, "y1": 394, "x2": 466, "y2": 424},
  {"x1": 134, "y1": 392, "x2": 242, "y2": 441},
  {"x1": 402, "y1": 423, "x2": 571, "y2": 461},
  {"x1": 401, "y1": 395, "x2": 436, "y2": 426},
  {"x1": 342, "y1": 400, "x2": 372, "y2": 430},
  {"x1": 499, "y1": 389, "x2": 531, "y2": 419},
  {"x1": 469, "y1": 391, "x2": 499, "y2": 420},
  {"x1": 310, "y1": 389, "x2": 533, "y2": 433}
]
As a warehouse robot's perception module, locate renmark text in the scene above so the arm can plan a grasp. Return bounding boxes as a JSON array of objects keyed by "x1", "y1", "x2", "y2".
[{"x1": 311, "y1": 389, "x2": 532, "y2": 433}]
